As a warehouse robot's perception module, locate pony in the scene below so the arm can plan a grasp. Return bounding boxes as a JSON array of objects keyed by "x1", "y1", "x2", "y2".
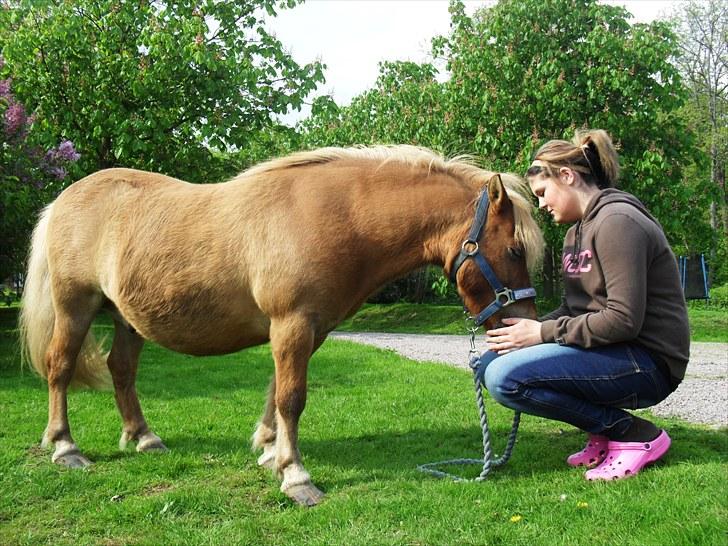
[{"x1": 19, "y1": 145, "x2": 544, "y2": 506}]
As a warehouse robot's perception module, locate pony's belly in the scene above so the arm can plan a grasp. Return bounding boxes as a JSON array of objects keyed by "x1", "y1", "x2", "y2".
[
  {"x1": 141, "y1": 316, "x2": 271, "y2": 356},
  {"x1": 109, "y1": 281, "x2": 271, "y2": 355},
  {"x1": 111, "y1": 297, "x2": 271, "y2": 356}
]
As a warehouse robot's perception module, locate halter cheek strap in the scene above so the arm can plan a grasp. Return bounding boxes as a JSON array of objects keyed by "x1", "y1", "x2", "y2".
[{"x1": 449, "y1": 190, "x2": 537, "y2": 327}]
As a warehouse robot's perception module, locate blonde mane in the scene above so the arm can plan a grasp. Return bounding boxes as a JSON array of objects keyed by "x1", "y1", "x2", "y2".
[{"x1": 237, "y1": 145, "x2": 544, "y2": 271}]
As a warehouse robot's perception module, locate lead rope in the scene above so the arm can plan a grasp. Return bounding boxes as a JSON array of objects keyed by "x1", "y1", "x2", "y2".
[{"x1": 417, "y1": 322, "x2": 521, "y2": 481}]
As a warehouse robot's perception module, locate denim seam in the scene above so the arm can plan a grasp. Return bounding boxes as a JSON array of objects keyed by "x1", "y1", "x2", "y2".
[
  {"x1": 625, "y1": 345, "x2": 642, "y2": 373},
  {"x1": 515, "y1": 387, "x2": 633, "y2": 431},
  {"x1": 502, "y1": 375, "x2": 642, "y2": 409},
  {"x1": 508, "y1": 373, "x2": 661, "y2": 410},
  {"x1": 512, "y1": 372, "x2": 647, "y2": 385}
]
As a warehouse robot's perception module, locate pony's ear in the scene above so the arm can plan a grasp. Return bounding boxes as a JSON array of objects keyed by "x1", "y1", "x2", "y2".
[{"x1": 487, "y1": 173, "x2": 510, "y2": 214}]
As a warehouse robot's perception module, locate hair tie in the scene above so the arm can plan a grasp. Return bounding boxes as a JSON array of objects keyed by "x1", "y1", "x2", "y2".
[{"x1": 581, "y1": 145, "x2": 595, "y2": 175}]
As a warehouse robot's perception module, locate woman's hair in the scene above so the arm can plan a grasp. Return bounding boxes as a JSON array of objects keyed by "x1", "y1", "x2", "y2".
[{"x1": 526, "y1": 129, "x2": 620, "y2": 189}]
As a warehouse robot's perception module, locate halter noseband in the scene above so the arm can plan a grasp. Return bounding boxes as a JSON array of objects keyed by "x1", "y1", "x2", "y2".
[{"x1": 449, "y1": 189, "x2": 537, "y2": 327}]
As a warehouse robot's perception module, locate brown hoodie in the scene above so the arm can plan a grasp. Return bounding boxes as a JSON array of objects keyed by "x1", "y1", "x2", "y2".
[{"x1": 540, "y1": 189, "x2": 690, "y2": 384}]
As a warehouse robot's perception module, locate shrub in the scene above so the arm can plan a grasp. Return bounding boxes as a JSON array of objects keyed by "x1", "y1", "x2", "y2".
[
  {"x1": 0, "y1": 55, "x2": 80, "y2": 280},
  {"x1": 708, "y1": 283, "x2": 728, "y2": 309}
]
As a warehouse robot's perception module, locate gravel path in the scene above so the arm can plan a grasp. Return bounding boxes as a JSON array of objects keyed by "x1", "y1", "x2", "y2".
[{"x1": 330, "y1": 332, "x2": 728, "y2": 429}]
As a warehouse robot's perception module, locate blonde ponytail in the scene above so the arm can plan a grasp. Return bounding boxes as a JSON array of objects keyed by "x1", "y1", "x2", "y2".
[{"x1": 573, "y1": 129, "x2": 619, "y2": 188}]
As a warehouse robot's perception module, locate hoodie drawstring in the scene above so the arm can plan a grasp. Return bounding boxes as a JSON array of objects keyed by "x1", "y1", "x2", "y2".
[{"x1": 571, "y1": 221, "x2": 582, "y2": 265}]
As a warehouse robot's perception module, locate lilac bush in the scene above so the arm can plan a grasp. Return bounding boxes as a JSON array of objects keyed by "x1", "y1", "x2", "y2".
[{"x1": 1, "y1": 55, "x2": 81, "y2": 279}]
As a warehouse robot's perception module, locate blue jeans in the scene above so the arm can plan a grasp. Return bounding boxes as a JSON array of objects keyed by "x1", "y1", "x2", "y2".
[{"x1": 478, "y1": 343, "x2": 673, "y2": 437}]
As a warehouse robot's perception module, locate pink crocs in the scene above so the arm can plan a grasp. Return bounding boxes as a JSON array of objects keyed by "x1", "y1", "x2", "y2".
[
  {"x1": 567, "y1": 434, "x2": 609, "y2": 468},
  {"x1": 585, "y1": 430, "x2": 671, "y2": 481}
]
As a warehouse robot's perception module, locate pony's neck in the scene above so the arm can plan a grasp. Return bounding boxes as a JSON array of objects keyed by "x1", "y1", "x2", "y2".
[{"x1": 355, "y1": 166, "x2": 475, "y2": 288}]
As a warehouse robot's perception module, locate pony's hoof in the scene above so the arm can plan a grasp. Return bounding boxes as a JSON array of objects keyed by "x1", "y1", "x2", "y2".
[
  {"x1": 137, "y1": 436, "x2": 168, "y2": 453},
  {"x1": 282, "y1": 482, "x2": 325, "y2": 507},
  {"x1": 51, "y1": 441, "x2": 91, "y2": 468},
  {"x1": 55, "y1": 452, "x2": 92, "y2": 468},
  {"x1": 138, "y1": 441, "x2": 168, "y2": 453},
  {"x1": 123, "y1": 431, "x2": 168, "y2": 453},
  {"x1": 257, "y1": 452, "x2": 276, "y2": 471},
  {"x1": 52, "y1": 448, "x2": 92, "y2": 468}
]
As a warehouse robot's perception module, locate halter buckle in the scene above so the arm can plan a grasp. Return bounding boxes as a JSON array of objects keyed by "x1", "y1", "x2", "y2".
[
  {"x1": 461, "y1": 239, "x2": 479, "y2": 256},
  {"x1": 494, "y1": 287, "x2": 515, "y2": 306}
]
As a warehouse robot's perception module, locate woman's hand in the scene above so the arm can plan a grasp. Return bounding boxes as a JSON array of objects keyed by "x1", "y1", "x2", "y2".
[{"x1": 486, "y1": 318, "x2": 542, "y2": 355}]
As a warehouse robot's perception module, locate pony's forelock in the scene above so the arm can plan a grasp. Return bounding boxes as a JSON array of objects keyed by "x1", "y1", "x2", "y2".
[{"x1": 499, "y1": 173, "x2": 545, "y2": 272}]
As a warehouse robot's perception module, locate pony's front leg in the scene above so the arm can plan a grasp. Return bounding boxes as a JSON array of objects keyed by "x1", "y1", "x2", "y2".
[
  {"x1": 269, "y1": 315, "x2": 324, "y2": 506},
  {"x1": 251, "y1": 376, "x2": 277, "y2": 470}
]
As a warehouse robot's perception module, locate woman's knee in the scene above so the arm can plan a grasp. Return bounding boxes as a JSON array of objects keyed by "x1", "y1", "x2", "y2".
[{"x1": 482, "y1": 357, "x2": 519, "y2": 405}]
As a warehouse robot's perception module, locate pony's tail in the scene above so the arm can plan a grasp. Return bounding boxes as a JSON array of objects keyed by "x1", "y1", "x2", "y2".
[{"x1": 19, "y1": 205, "x2": 110, "y2": 389}]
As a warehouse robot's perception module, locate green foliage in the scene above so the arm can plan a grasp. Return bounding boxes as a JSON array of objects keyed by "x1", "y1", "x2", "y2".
[
  {"x1": 301, "y1": 61, "x2": 448, "y2": 151},
  {"x1": 0, "y1": 59, "x2": 81, "y2": 280},
  {"x1": 706, "y1": 283, "x2": 728, "y2": 309},
  {"x1": 233, "y1": 123, "x2": 303, "y2": 172},
  {"x1": 0, "y1": 0, "x2": 324, "y2": 182},
  {"x1": 670, "y1": 0, "x2": 728, "y2": 284}
]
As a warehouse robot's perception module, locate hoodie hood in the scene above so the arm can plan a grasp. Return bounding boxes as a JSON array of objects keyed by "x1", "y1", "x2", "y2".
[
  {"x1": 570, "y1": 189, "x2": 659, "y2": 265},
  {"x1": 583, "y1": 188, "x2": 659, "y2": 226}
]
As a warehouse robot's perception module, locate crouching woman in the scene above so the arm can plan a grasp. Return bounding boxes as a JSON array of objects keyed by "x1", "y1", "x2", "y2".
[{"x1": 481, "y1": 129, "x2": 689, "y2": 480}]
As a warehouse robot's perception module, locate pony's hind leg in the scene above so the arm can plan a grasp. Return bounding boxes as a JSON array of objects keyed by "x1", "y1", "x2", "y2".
[
  {"x1": 252, "y1": 376, "x2": 277, "y2": 470},
  {"x1": 269, "y1": 314, "x2": 324, "y2": 506},
  {"x1": 42, "y1": 295, "x2": 100, "y2": 468},
  {"x1": 108, "y1": 320, "x2": 167, "y2": 453}
]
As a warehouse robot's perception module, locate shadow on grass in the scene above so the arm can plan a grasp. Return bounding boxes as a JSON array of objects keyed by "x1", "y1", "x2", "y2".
[{"x1": 117, "y1": 421, "x2": 728, "y2": 489}]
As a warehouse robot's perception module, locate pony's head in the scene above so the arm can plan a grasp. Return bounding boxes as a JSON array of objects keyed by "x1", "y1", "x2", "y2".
[{"x1": 448, "y1": 172, "x2": 544, "y2": 330}]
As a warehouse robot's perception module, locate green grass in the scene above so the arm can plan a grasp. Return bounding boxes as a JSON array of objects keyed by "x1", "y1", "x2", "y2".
[
  {"x1": 1, "y1": 307, "x2": 726, "y2": 545},
  {"x1": 686, "y1": 307, "x2": 728, "y2": 342},
  {"x1": 338, "y1": 303, "x2": 728, "y2": 342},
  {"x1": 337, "y1": 303, "x2": 470, "y2": 334}
]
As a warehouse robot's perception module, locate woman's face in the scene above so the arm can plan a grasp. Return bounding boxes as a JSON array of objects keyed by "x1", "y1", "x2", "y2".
[{"x1": 527, "y1": 161, "x2": 582, "y2": 224}]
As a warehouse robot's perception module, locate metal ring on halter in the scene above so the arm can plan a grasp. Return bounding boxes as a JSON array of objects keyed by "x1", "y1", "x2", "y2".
[{"x1": 461, "y1": 239, "x2": 479, "y2": 256}]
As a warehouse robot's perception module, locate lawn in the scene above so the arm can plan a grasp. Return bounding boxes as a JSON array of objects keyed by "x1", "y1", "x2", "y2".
[
  {"x1": 337, "y1": 302, "x2": 728, "y2": 342},
  {"x1": 1, "y1": 308, "x2": 726, "y2": 545}
]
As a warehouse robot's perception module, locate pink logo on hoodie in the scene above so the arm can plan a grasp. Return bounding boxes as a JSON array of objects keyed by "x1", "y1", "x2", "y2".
[{"x1": 563, "y1": 250, "x2": 592, "y2": 276}]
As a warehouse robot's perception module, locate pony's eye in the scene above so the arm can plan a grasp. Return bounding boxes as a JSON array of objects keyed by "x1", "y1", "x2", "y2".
[{"x1": 508, "y1": 247, "x2": 524, "y2": 260}]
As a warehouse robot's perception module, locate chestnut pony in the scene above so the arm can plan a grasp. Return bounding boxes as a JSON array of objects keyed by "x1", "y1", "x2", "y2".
[{"x1": 19, "y1": 145, "x2": 543, "y2": 506}]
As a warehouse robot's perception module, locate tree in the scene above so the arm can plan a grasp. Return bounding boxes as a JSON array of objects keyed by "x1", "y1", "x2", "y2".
[
  {"x1": 298, "y1": 0, "x2": 710, "y2": 302},
  {"x1": 301, "y1": 60, "x2": 447, "y2": 152},
  {"x1": 672, "y1": 0, "x2": 727, "y2": 284},
  {"x1": 0, "y1": 0, "x2": 324, "y2": 182}
]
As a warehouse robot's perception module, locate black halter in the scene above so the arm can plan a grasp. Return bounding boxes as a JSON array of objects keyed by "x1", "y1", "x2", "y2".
[{"x1": 449, "y1": 190, "x2": 537, "y2": 327}]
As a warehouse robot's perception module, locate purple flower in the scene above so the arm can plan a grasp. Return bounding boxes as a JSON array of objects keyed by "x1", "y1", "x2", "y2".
[
  {"x1": 3, "y1": 101, "x2": 27, "y2": 137},
  {"x1": 39, "y1": 139, "x2": 80, "y2": 180},
  {"x1": 56, "y1": 139, "x2": 81, "y2": 162},
  {"x1": 0, "y1": 79, "x2": 9, "y2": 99},
  {"x1": 44, "y1": 140, "x2": 80, "y2": 164},
  {"x1": 47, "y1": 165, "x2": 67, "y2": 180}
]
